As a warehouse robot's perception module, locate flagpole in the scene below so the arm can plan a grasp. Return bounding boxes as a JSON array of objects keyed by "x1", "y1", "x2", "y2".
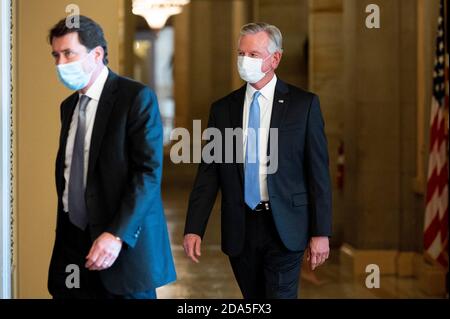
[{"x1": 414, "y1": 0, "x2": 426, "y2": 194}]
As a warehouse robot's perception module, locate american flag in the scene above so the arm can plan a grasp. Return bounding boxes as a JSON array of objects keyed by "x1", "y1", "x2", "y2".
[{"x1": 424, "y1": 0, "x2": 449, "y2": 269}]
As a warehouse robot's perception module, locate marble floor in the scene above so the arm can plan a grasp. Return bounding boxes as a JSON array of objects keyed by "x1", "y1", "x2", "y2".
[{"x1": 155, "y1": 161, "x2": 445, "y2": 299}]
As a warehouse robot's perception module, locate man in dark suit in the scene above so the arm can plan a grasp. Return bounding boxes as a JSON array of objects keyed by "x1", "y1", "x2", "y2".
[
  {"x1": 184, "y1": 22, "x2": 332, "y2": 299},
  {"x1": 47, "y1": 16, "x2": 176, "y2": 299}
]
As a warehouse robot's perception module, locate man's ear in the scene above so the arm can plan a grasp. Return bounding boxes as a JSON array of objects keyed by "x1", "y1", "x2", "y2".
[
  {"x1": 272, "y1": 51, "x2": 282, "y2": 69},
  {"x1": 93, "y1": 46, "x2": 104, "y2": 64}
]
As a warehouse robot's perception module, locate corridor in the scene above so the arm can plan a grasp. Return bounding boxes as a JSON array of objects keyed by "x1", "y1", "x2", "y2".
[
  {"x1": 6, "y1": 0, "x2": 448, "y2": 299},
  {"x1": 156, "y1": 161, "x2": 439, "y2": 299}
]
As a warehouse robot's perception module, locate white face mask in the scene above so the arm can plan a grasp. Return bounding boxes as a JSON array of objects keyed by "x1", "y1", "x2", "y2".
[
  {"x1": 237, "y1": 54, "x2": 271, "y2": 84},
  {"x1": 56, "y1": 52, "x2": 95, "y2": 91}
]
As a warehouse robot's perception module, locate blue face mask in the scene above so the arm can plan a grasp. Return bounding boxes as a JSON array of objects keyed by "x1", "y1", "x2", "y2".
[{"x1": 56, "y1": 53, "x2": 94, "y2": 91}]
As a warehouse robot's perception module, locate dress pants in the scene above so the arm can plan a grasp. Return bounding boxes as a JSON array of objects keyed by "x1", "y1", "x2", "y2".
[
  {"x1": 48, "y1": 211, "x2": 156, "y2": 299},
  {"x1": 229, "y1": 206, "x2": 304, "y2": 299}
]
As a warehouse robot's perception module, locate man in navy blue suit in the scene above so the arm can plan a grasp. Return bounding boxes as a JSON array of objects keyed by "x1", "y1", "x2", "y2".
[
  {"x1": 184, "y1": 22, "x2": 332, "y2": 299},
  {"x1": 47, "y1": 16, "x2": 176, "y2": 299}
]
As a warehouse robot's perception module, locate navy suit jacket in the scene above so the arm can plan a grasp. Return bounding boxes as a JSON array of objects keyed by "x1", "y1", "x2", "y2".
[
  {"x1": 185, "y1": 79, "x2": 332, "y2": 257},
  {"x1": 51, "y1": 70, "x2": 176, "y2": 295}
]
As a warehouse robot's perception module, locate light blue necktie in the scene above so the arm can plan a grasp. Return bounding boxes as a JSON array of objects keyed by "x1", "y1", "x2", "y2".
[{"x1": 245, "y1": 91, "x2": 262, "y2": 210}]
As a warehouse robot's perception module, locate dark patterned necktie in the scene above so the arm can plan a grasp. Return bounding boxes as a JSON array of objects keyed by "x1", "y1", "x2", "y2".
[{"x1": 68, "y1": 95, "x2": 91, "y2": 230}]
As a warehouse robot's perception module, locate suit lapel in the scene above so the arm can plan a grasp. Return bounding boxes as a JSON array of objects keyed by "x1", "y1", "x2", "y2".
[
  {"x1": 230, "y1": 85, "x2": 246, "y2": 185},
  {"x1": 59, "y1": 93, "x2": 78, "y2": 153},
  {"x1": 268, "y1": 79, "x2": 289, "y2": 156},
  {"x1": 87, "y1": 70, "x2": 119, "y2": 182},
  {"x1": 57, "y1": 93, "x2": 78, "y2": 194}
]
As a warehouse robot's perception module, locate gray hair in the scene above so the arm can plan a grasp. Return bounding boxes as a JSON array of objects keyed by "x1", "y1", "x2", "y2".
[{"x1": 240, "y1": 22, "x2": 283, "y2": 54}]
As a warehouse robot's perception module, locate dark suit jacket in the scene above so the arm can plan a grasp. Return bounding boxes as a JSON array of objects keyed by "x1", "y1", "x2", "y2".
[
  {"x1": 185, "y1": 78, "x2": 332, "y2": 257},
  {"x1": 50, "y1": 70, "x2": 176, "y2": 295}
]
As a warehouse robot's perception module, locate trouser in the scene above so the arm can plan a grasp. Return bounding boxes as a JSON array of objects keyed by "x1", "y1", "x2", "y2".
[
  {"x1": 48, "y1": 211, "x2": 156, "y2": 299},
  {"x1": 229, "y1": 206, "x2": 304, "y2": 299}
]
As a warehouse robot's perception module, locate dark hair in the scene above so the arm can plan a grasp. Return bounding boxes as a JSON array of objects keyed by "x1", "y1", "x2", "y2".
[{"x1": 49, "y1": 15, "x2": 109, "y2": 65}]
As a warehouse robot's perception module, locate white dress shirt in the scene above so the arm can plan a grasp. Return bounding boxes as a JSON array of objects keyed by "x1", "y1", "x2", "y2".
[
  {"x1": 63, "y1": 66, "x2": 109, "y2": 213},
  {"x1": 242, "y1": 74, "x2": 277, "y2": 202}
]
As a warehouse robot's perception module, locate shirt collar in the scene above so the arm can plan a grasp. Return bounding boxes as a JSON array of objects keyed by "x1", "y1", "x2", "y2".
[
  {"x1": 80, "y1": 66, "x2": 109, "y2": 101},
  {"x1": 245, "y1": 74, "x2": 278, "y2": 102}
]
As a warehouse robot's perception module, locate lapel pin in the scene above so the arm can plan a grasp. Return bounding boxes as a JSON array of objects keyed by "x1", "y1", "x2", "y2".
[{"x1": 278, "y1": 100, "x2": 284, "y2": 103}]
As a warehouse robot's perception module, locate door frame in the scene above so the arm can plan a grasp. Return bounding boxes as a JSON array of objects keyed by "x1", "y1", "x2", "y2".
[{"x1": 0, "y1": 0, "x2": 12, "y2": 299}]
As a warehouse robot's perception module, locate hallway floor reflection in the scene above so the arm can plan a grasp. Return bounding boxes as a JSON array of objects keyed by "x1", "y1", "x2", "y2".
[{"x1": 156, "y1": 161, "x2": 443, "y2": 299}]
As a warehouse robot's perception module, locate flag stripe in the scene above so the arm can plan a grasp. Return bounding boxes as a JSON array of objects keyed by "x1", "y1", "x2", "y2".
[{"x1": 424, "y1": 0, "x2": 449, "y2": 269}]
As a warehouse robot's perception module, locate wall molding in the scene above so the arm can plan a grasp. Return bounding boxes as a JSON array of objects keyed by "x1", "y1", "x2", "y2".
[{"x1": 339, "y1": 244, "x2": 447, "y2": 296}]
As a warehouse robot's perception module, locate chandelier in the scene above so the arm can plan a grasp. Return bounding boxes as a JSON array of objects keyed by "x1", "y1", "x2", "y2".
[{"x1": 132, "y1": 0, "x2": 190, "y2": 30}]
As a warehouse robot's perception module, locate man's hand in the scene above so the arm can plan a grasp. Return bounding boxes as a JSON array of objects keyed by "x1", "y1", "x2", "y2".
[
  {"x1": 306, "y1": 236, "x2": 330, "y2": 270},
  {"x1": 183, "y1": 234, "x2": 202, "y2": 263},
  {"x1": 85, "y1": 232, "x2": 123, "y2": 271}
]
